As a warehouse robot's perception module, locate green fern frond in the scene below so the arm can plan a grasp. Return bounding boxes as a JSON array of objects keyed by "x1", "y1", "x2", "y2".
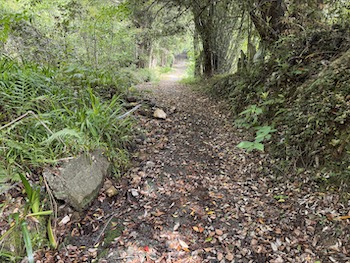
[{"x1": 42, "y1": 128, "x2": 83, "y2": 145}]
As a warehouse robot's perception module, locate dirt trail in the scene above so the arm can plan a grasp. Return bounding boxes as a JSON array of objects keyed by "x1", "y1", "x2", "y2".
[
  {"x1": 160, "y1": 60, "x2": 187, "y2": 82},
  {"x1": 100, "y1": 61, "x2": 349, "y2": 263}
]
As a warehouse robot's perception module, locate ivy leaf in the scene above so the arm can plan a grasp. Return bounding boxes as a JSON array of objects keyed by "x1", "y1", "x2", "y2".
[{"x1": 254, "y1": 142, "x2": 264, "y2": 152}]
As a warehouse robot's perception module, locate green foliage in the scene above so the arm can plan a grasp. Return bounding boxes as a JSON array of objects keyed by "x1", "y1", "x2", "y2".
[
  {"x1": 273, "y1": 194, "x2": 289, "y2": 202},
  {"x1": 235, "y1": 104, "x2": 263, "y2": 128},
  {"x1": 0, "y1": 55, "x2": 132, "y2": 182},
  {"x1": 158, "y1": 66, "x2": 172, "y2": 74},
  {"x1": 0, "y1": 48, "x2": 134, "y2": 261},
  {"x1": 255, "y1": 126, "x2": 276, "y2": 143},
  {"x1": 21, "y1": 221, "x2": 34, "y2": 263},
  {"x1": 234, "y1": 102, "x2": 276, "y2": 152},
  {"x1": 237, "y1": 126, "x2": 276, "y2": 152},
  {"x1": 237, "y1": 140, "x2": 264, "y2": 152},
  {"x1": 211, "y1": 20, "x2": 350, "y2": 186},
  {"x1": 1, "y1": 174, "x2": 53, "y2": 262},
  {"x1": 0, "y1": 11, "x2": 29, "y2": 42},
  {"x1": 19, "y1": 173, "x2": 40, "y2": 214},
  {"x1": 179, "y1": 76, "x2": 201, "y2": 86}
]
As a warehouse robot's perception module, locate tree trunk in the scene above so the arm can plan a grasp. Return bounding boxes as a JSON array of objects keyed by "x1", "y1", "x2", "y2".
[
  {"x1": 250, "y1": 0, "x2": 286, "y2": 44},
  {"x1": 193, "y1": 30, "x2": 202, "y2": 77},
  {"x1": 202, "y1": 36, "x2": 213, "y2": 77}
]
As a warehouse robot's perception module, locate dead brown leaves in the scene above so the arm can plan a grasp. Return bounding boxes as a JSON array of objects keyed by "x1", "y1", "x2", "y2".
[{"x1": 2, "y1": 75, "x2": 350, "y2": 262}]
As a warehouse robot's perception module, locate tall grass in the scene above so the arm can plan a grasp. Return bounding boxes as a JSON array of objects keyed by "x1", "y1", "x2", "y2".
[
  {"x1": 0, "y1": 55, "x2": 132, "y2": 180},
  {"x1": 0, "y1": 54, "x2": 134, "y2": 260}
]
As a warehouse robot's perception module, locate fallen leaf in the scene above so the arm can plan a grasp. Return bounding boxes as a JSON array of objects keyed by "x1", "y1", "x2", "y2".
[
  {"x1": 217, "y1": 252, "x2": 223, "y2": 261},
  {"x1": 178, "y1": 239, "x2": 189, "y2": 249},
  {"x1": 173, "y1": 222, "x2": 180, "y2": 231},
  {"x1": 105, "y1": 186, "x2": 118, "y2": 197},
  {"x1": 153, "y1": 209, "x2": 165, "y2": 216},
  {"x1": 204, "y1": 247, "x2": 213, "y2": 252},
  {"x1": 326, "y1": 213, "x2": 334, "y2": 221},
  {"x1": 271, "y1": 242, "x2": 278, "y2": 252},
  {"x1": 58, "y1": 215, "x2": 71, "y2": 226},
  {"x1": 215, "y1": 229, "x2": 224, "y2": 236},
  {"x1": 205, "y1": 237, "x2": 213, "y2": 243},
  {"x1": 226, "y1": 253, "x2": 234, "y2": 261},
  {"x1": 335, "y1": 215, "x2": 350, "y2": 221}
]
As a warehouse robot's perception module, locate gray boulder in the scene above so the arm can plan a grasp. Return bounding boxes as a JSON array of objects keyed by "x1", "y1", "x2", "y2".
[{"x1": 44, "y1": 150, "x2": 110, "y2": 211}]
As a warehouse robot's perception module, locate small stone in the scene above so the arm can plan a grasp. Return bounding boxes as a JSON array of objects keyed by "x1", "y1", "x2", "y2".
[
  {"x1": 131, "y1": 189, "x2": 139, "y2": 197},
  {"x1": 153, "y1": 108, "x2": 167, "y2": 119},
  {"x1": 44, "y1": 150, "x2": 110, "y2": 211},
  {"x1": 126, "y1": 96, "x2": 138, "y2": 103},
  {"x1": 169, "y1": 106, "x2": 177, "y2": 114},
  {"x1": 106, "y1": 186, "x2": 118, "y2": 197},
  {"x1": 146, "y1": 161, "x2": 155, "y2": 168},
  {"x1": 58, "y1": 215, "x2": 71, "y2": 226}
]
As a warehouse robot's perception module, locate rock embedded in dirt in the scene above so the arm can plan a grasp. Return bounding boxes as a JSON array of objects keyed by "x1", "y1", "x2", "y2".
[
  {"x1": 145, "y1": 161, "x2": 156, "y2": 168},
  {"x1": 153, "y1": 108, "x2": 167, "y2": 119},
  {"x1": 44, "y1": 150, "x2": 110, "y2": 211},
  {"x1": 105, "y1": 185, "x2": 118, "y2": 197}
]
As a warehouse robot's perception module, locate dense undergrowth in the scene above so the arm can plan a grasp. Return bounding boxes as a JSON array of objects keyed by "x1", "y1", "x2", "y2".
[
  {"x1": 0, "y1": 53, "x2": 159, "y2": 260},
  {"x1": 208, "y1": 23, "x2": 350, "y2": 189},
  {"x1": 0, "y1": 55, "x2": 147, "y2": 188}
]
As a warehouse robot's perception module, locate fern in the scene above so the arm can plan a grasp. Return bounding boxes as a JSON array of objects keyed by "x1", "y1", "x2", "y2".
[{"x1": 42, "y1": 128, "x2": 84, "y2": 145}]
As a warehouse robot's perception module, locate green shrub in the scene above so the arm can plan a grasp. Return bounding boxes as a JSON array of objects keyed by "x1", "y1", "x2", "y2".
[{"x1": 208, "y1": 24, "x2": 350, "y2": 184}]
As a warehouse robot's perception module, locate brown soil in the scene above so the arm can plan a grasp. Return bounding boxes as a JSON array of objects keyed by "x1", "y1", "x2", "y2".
[{"x1": 37, "y1": 61, "x2": 350, "y2": 262}]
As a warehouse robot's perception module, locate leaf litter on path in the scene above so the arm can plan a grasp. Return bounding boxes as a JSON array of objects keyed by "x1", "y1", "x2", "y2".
[
  {"x1": 96, "y1": 78, "x2": 349, "y2": 262},
  {"x1": 18, "y1": 69, "x2": 349, "y2": 262}
]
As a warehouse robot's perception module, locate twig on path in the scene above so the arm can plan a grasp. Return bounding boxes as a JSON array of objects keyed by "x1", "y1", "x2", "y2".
[
  {"x1": 117, "y1": 104, "x2": 142, "y2": 120},
  {"x1": 93, "y1": 211, "x2": 124, "y2": 246}
]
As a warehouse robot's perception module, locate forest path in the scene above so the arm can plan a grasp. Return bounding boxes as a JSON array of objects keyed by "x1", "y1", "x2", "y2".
[
  {"x1": 101, "y1": 61, "x2": 349, "y2": 262},
  {"x1": 159, "y1": 59, "x2": 187, "y2": 82}
]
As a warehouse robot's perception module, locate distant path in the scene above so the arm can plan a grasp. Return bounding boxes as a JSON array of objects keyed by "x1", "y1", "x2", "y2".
[
  {"x1": 160, "y1": 59, "x2": 187, "y2": 82},
  {"x1": 103, "y1": 61, "x2": 349, "y2": 262}
]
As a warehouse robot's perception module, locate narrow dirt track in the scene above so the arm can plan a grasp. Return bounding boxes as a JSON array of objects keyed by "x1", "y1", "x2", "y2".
[{"x1": 102, "y1": 61, "x2": 350, "y2": 263}]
